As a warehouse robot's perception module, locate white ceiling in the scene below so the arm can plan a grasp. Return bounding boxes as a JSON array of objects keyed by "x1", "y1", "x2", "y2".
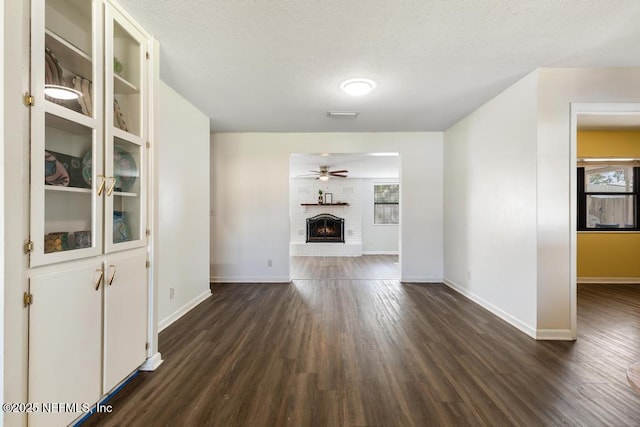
[
  {"x1": 117, "y1": 0, "x2": 640, "y2": 132},
  {"x1": 577, "y1": 113, "x2": 640, "y2": 130},
  {"x1": 290, "y1": 153, "x2": 399, "y2": 179}
]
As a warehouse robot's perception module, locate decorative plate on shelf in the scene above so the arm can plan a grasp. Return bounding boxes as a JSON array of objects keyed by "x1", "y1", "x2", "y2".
[
  {"x1": 82, "y1": 145, "x2": 138, "y2": 191},
  {"x1": 113, "y1": 145, "x2": 137, "y2": 192}
]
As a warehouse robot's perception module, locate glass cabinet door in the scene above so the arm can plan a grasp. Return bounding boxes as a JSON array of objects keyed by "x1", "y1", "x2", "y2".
[
  {"x1": 30, "y1": 0, "x2": 104, "y2": 267},
  {"x1": 104, "y1": 4, "x2": 148, "y2": 253}
]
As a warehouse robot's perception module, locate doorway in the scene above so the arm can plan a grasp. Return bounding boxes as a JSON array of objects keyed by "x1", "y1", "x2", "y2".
[
  {"x1": 288, "y1": 152, "x2": 401, "y2": 280},
  {"x1": 570, "y1": 103, "x2": 640, "y2": 337}
]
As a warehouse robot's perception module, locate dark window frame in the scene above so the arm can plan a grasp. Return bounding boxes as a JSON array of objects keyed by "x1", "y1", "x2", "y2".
[
  {"x1": 577, "y1": 166, "x2": 640, "y2": 231},
  {"x1": 374, "y1": 183, "x2": 399, "y2": 225}
]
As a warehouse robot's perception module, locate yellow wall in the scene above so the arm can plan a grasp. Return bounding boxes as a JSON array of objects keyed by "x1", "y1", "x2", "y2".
[{"x1": 577, "y1": 130, "x2": 640, "y2": 279}]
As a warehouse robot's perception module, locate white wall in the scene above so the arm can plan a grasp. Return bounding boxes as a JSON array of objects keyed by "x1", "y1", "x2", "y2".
[
  {"x1": 211, "y1": 132, "x2": 443, "y2": 283},
  {"x1": 156, "y1": 81, "x2": 210, "y2": 331},
  {"x1": 536, "y1": 68, "x2": 640, "y2": 336},
  {"x1": 362, "y1": 178, "x2": 399, "y2": 254},
  {"x1": 444, "y1": 68, "x2": 640, "y2": 340},
  {"x1": 444, "y1": 71, "x2": 539, "y2": 337}
]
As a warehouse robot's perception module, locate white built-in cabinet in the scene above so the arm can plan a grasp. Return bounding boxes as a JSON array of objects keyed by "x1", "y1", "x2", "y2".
[{"x1": 27, "y1": 0, "x2": 152, "y2": 425}]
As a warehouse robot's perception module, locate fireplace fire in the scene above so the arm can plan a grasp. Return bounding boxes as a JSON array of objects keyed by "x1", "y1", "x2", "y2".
[{"x1": 306, "y1": 213, "x2": 345, "y2": 243}]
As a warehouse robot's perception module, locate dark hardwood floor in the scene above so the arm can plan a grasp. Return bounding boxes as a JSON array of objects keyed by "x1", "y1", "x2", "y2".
[
  {"x1": 82, "y1": 263, "x2": 640, "y2": 426},
  {"x1": 291, "y1": 255, "x2": 399, "y2": 280}
]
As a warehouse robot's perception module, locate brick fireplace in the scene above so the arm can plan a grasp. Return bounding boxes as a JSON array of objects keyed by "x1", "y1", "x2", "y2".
[{"x1": 290, "y1": 179, "x2": 362, "y2": 256}]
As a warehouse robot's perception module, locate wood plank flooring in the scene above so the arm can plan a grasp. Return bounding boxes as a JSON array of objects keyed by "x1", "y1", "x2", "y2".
[
  {"x1": 291, "y1": 255, "x2": 399, "y2": 280},
  {"x1": 82, "y1": 264, "x2": 640, "y2": 426}
]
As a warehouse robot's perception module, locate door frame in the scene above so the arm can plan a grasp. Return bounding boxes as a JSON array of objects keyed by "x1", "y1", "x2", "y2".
[
  {"x1": 569, "y1": 102, "x2": 640, "y2": 338},
  {"x1": 288, "y1": 152, "x2": 402, "y2": 280}
]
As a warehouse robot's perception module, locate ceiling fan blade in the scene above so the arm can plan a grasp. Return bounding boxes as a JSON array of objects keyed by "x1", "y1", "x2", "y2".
[
  {"x1": 330, "y1": 174, "x2": 348, "y2": 178},
  {"x1": 296, "y1": 174, "x2": 320, "y2": 177},
  {"x1": 329, "y1": 169, "x2": 349, "y2": 174},
  {"x1": 308, "y1": 170, "x2": 321, "y2": 174}
]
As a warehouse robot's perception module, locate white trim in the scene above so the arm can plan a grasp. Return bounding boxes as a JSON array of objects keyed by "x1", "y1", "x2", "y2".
[
  {"x1": 210, "y1": 276, "x2": 292, "y2": 283},
  {"x1": 158, "y1": 290, "x2": 211, "y2": 332},
  {"x1": 401, "y1": 276, "x2": 443, "y2": 283},
  {"x1": 0, "y1": 1, "x2": 5, "y2": 419},
  {"x1": 443, "y1": 278, "x2": 537, "y2": 339},
  {"x1": 147, "y1": 38, "x2": 160, "y2": 361},
  {"x1": 362, "y1": 251, "x2": 399, "y2": 255},
  {"x1": 139, "y1": 352, "x2": 163, "y2": 371},
  {"x1": 536, "y1": 329, "x2": 575, "y2": 341},
  {"x1": 570, "y1": 104, "x2": 579, "y2": 339},
  {"x1": 578, "y1": 277, "x2": 640, "y2": 284}
]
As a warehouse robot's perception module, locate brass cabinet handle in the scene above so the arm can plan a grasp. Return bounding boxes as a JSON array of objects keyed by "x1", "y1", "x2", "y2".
[
  {"x1": 95, "y1": 269, "x2": 104, "y2": 290},
  {"x1": 107, "y1": 176, "x2": 116, "y2": 196},
  {"x1": 97, "y1": 175, "x2": 106, "y2": 196},
  {"x1": 108, "y1": 265, "x2": 116, "y2": 286}
]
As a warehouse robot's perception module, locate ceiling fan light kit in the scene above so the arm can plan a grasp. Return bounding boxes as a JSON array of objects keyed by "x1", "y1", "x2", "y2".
[{"x1": 297, "y1": 165, "x2": 349, "y2": 180}]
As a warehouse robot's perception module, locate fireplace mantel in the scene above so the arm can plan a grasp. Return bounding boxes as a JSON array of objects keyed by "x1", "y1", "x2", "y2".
[{"x1": 300, "y1": 203, "x2": 349, "y2": 206}]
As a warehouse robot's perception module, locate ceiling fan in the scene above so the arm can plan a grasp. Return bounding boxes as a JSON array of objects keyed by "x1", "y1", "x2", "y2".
[{"x1": 299, "y1": 166, "x2": 349, "y2": 181}]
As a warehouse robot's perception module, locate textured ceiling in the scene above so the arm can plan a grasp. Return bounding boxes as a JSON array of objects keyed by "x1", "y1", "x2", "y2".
[{"x1": 117, "y1": 0, "x2": 640, "y2": 132}]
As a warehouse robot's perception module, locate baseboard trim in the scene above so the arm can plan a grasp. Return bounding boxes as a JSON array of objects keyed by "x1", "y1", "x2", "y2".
[
  {"x1": 443, "y1": 278, "x2": 537, "y2": 339},
  {"x1": 158, "y1": 290, "x2": 212, "y2": 332},
  {"x1": 139, "y1": 352, "x2": 163, "y2": 371},
  {"x1": 362, "y1": 251, "x2": 399, "y2": 255},
  {"x1": 401, "y1": 276, "x2": 443, "y2": 283},
  {"x1": 578, "y1": 277, "x2": 640, "y2": 284},
  {"x1": 210, "y1": 276, "x2": 292, "y2": 283},
  {"x1": 73, "y1": 371, "x2": 140, "y2": 426},
  {"x1": 535, "y1": 329, "x2": 575, "y2": 340}
]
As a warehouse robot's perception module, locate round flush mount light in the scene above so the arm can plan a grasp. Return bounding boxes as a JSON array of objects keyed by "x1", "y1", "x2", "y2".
[
  {"x1": 340, "y1": 78, "x2": 376, "y2": 96},
  {"x1": 44, "y1": 84, "x2": 82, "y2": 100}
]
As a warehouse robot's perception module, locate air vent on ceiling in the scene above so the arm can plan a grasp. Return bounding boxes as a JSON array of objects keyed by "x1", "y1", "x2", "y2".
[{"x1": 327, "y1": 111, "x2": 358, "y2": 119}]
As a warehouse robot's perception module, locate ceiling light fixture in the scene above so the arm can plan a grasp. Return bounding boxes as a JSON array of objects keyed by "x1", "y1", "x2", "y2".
[
  {"x1": 319, "y1": 175, "x2": 329, "y2": 181},
  {"x1": 340, "y1": 78, "x2": 376, "y2": 96},
  {"x1": 44, "y1": 84, "x2": 83, "y2": 100},
  {"x1": 327, "y1": 111, "x2": 358, "y2": 118}
]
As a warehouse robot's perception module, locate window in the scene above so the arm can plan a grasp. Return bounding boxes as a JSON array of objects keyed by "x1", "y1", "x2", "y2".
[
  {"x1": 577, "y1": 164, "x2": 639, "y2": 230},
  {"x1": 374, "y1": 184, "x2": 399, "y2": 224}
]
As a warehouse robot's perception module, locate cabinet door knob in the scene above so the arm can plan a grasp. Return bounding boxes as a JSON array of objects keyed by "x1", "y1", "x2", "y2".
[
  {"x1": 108, "y1": 265, "x2": 117, "y2": 286},
  {"x1": 95, "y1": 269, "x2": 104, "y2": 290}
]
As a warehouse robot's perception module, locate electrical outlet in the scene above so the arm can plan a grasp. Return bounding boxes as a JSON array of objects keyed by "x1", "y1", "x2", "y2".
[
  {"x1": 267, "y1": 259, "x2": 273, "y2": 267},
  {"x1": 169, "y1": 287, "x2": 175, "y2": 299}
]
